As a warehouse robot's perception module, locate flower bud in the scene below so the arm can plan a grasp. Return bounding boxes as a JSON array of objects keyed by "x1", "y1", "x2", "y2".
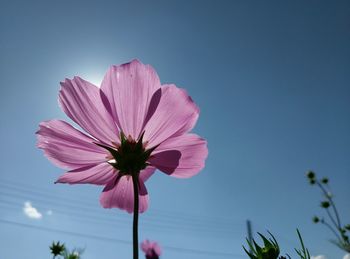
[
  {"x1": 326, "y1": 192, "x2": 332, "y2": 198},
  {"x1": 50, "y1": 241, "x2": 65, "y2": 257},
  {"x1": 321, "y1": 177, "x2": 329, "y2": 184},
  {"x1": 321, "y1": 201, "x2": 330, "y2": 208},
  {"x1": 307, "y1": 171, "x2": 315, "y2": 179},
  {"x1": 313, "y1": 216, "x2": 320, "y2": 223}
]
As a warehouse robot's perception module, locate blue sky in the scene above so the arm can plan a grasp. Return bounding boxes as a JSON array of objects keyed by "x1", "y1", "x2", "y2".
[{"x1": 0, "y1": 0, "x2": 349, "y2": 258}]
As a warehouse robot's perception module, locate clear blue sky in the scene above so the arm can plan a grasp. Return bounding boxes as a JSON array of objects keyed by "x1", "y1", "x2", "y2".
[{"x1": 0, "y1": 0, "x2": 349, "y2": 258}]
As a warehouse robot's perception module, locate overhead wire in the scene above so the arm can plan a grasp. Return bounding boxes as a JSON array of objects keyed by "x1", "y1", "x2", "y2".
[
  {"x1": 0, "y1": 179, "x2": 236, "y2": 226},
  {"x1": 0, "y1": 181, "x2": 243, "y2": 234},
  {"x1": 0, "y1": 193, "x2": 236, "y2": 237},
  {"x1": 0, "y1": 200, "x2": 235, "y2": 238},
  {"x1": 0, "y1": 189, "x2": 243, "y2": 237},
  {"x1": 0, "y1": 218, "x2": 246, "y2": 258}
]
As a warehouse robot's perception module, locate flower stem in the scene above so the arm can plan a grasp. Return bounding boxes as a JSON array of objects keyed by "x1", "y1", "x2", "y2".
[
  {"x1": 316, "y1": 181, "x2": 341, "y2": 229},
  {"x1": 321, "y1": 219, "x2": 342, "y2": 243},
  {"x1": 132, "y1": 173, "x2": 139, "y2": 259}
]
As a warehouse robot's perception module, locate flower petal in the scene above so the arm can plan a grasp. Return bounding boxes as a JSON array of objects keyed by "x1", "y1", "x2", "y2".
[
  {"x1": 99, "y1": 175, "x2": 149, "y2": 213},
  {"x1": 59, "y1": 76, "x2": 120, "y2": 145},
  {"x1": 141, "y1": 240, "x2": 162, "y2": 256},
  {"x1": 100, "y1": 59, "x2": 161, "y2": 139},
  {"x1": 149, "y1": 133, "x2": 208, "y2": 178},
  {"x1": 55, "y1": 163, "x2": 115, "y2": 185},
  {"x1": 140, "y1": 166, "x2": 156, "y2": 182},
  {"x1": 143, "y1": 84, "x2": 199, "y2": 148},
  {"x1": 36, "y1": 120, "x2": 108, "y2": 169},
  {"x1": 141, "y1": 240, "x2": 152, "y2": 253}
]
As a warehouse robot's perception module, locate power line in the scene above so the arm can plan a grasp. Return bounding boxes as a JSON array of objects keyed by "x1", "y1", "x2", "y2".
[
  {"x1": 0, "y1": 193, "x2": 235, "y2": 236},
  {"x1": 0, "y1": 178, "x2": 237, "y2": 224},
  {"x1": 0, "y1": 219, "x2": 245, "y2": 258},
  {"x1": 0, "y1": 180, "x2": 238, "y2": 229},
  {"x1": 0, "y1": 193, "x2": 242, "y2": 239},
  {"x1": 0, "y1": 201, "x2": 235, "y2": 238},
  {"x1": 0, "y1": 183, "x2": 242, "y2": 235}
]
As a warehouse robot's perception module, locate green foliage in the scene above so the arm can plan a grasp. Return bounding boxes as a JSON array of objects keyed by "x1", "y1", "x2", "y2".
[
  {"x1": 243, "y1": 232, "x2": 281, "y2": 259},
  {"x1": 50, "y1": 241, "x2": 65, "y2": 257},
  {"x1": 50, "y1": 241, "x2": 84, "y2": 259},
  {"x1": 294, "y1": 229, "x2": 311, "y2": 259},
  {"x1": 306, "y1": 171, "x2": 350, "y2": 252},
  {"x1": 243, "y1": 229, "x2": 312, "y2": 259},
  {"x1": 62, "y1": 248, "x2": 83, "y2": 259}
]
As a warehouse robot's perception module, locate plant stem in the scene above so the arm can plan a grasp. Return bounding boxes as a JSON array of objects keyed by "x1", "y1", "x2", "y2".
[
  {"x1": 325, "y1": 208, "x2": 339, "y2": 230},
  {"x1": 316, "y1": 181, "x2": 341, "y2": 229},
  {"x1": 321, "y1": 219, "x2": 342, "y2": 243},
  {"x1": 132, "y1": 173, "x2": 139, "y2": 259}
]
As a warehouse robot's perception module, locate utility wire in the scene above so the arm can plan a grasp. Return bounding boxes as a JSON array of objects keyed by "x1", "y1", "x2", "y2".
[
  {"x1": 0, "y1": 201, "x2": 235, "y2": 238},
  {"x1": 0, "y1": 192, "x2": 243, "y2": 238},
  {"x1": 0, "y1": 180, "x2": 237, "y2": 229},
  {"x1": 0, "y1": 178, "x2": 236, "y2": 224},
  {"x1": 0, "y1": 193, "x2": 236, "y2": 236},
  {"x1": 0, "y1": 218, "x2": 245, "y2": 258},
  {"x1": 0, "y1": 184, "x2": 242, "y2": 235}
]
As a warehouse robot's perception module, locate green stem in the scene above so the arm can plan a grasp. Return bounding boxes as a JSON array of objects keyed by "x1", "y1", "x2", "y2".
[
  {"x1": 325, "y1": 208, "x2": 339, "y2": 231},
  {"x1": 132, "y1": 173, "x2": 139, "y2": 259},
  {"x1": 316, "y1": 181, "x2": 342, "y2": 229},
  {"x1": 321, "y1": 219, "x2": 342, "y2": 243}
]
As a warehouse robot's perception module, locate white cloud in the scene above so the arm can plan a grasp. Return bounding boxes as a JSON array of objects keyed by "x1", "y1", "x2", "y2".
[
  {"x1": 23, "y1": 201, "x2": 42, "y2": 219},
  {"x1": 311, "y1": 253, "x2": 350, "y2": 259},
  {"x1": 46, "y1": 210, "x2": 53, "y2": 216},
  {"x1": 311, "y1": 256, "x2": 327, "y2": 259}
]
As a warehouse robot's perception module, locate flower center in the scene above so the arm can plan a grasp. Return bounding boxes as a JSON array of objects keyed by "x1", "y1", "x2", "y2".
[{"x1": 97, "y1": 132, "x2": 156, "y2": 175}]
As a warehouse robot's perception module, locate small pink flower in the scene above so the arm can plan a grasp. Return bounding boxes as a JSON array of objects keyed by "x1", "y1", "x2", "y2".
[
  {"x1": 37, "y1": 60, "x2": 208, "y2": 213},
  {"x1": 141, "y1": 240, "x2": 161, "y2": 259}
]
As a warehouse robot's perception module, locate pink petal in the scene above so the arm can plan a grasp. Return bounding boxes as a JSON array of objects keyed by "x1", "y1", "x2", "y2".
[
  {"x1": 99, "y1": 175, "x2": 149, "y2": 213},
  {"x1": 36, "y1": 120, "x2": 108, "y2": 169},
  {"x1": 153, "y1": 243, "x2": 162, "y2": 256},
  {"x1": 140, "y1": 166, "x2": 156, "y2": 182},
  {"x1": 141, "y1": 240, "x2": 162, "y2": 256},
  {"x1": 149, "y1": 133, "x2": 208, "y2": 178},
  {"x1": 143, "y1": 84, "x2": 199, "y2": 148},
  {"x1": 59, "y1": 76, "x2": 120, "y2": 145},
  {"x1": 100, "y1": 59, "x2": 161, "y2": 140},
  {"x1": 55, "y1": 163, "x2": 116, "y2": 185},
  {"x1": 141, "y1": 240, "x2": 151, "y2": 253}
]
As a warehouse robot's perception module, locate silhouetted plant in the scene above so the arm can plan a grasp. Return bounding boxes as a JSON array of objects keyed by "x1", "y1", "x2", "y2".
[
  {"x1": 50, "y1": 241, "x2": 84, "y2": 259},
  {"x1": 307, "y1": 171, "x2": 350, "y2": 252},
  {"x1": 50, "y1": 241, "x2": 65, "y2": 258},
  {"x1": 243, "y1": 231, "x2": 286, "y2": 259},
  {"x1": 243, "y1": 229, "x2": 311, "y2": 259},
  {"x1": 295, "y1": 229, "x2": 311, "y2": 259}
]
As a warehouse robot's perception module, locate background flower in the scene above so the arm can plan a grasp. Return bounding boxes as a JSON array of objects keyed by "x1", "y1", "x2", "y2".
[{"x1": 141, "y1": 239, "x2": 162, "y2": 258}]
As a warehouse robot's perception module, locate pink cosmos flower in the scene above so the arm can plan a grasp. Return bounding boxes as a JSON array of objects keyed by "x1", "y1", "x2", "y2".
[
  {"x1": 37, "y1": 60, "x2": 208, "y2": 213},
  {"x1": 141, "y1": 240, "x2": 162, "y2": 259}
]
